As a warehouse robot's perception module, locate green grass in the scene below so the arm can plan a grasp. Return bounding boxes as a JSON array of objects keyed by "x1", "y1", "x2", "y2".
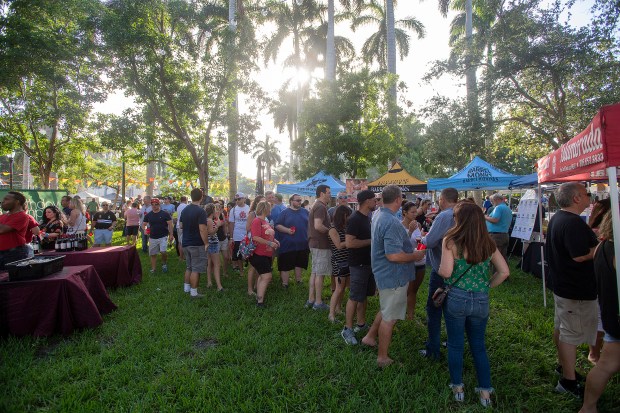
[{"x1": 1, "y1": 232, "x2": 619, "y2": 412}]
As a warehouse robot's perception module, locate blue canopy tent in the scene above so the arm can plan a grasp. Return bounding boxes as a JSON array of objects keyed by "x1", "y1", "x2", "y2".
[
  {"x1": 427, "y1": 156, "x2": 522, "y2": 190},
  {"x1": 508, "y1": 173, "x2": 538, "y2": 189},
  {"x1": 276, "y1": 171, "x2": 346, "y2": 197}
]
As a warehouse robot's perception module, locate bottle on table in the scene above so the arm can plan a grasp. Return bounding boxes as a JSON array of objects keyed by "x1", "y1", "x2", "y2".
[{"x1": 32, "y1": 236, "x2": 40, "y2": 255}]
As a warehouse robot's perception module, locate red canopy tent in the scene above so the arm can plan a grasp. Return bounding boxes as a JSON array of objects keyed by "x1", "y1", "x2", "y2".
[{"x1": 537, "y1": 102, "x2": 620, "y2": 313}]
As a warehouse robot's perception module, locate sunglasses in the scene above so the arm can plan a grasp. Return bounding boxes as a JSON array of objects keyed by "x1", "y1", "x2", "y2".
[
  {"x1": 292, "y1": 199, "x2": 302, "y2": 202},
  {"x1": 338, "y1": 196, "x2": 348, "y2": 199}
]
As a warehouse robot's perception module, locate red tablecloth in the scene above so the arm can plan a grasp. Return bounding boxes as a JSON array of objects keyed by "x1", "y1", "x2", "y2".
[
  {"x1": 45, "y1": 245, "x2": 142, "y2": 288},
  {"x1": 0, "y1": 265, "x2": 117, "y2": 337}
]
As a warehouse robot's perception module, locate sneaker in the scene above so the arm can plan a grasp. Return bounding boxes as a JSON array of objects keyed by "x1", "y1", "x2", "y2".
[
  {"x1": 555, "y1": 365, "x2": 585, "y2": 382},
  {"x1": 353, "y1": 323, "x2": 369, "y2": 333},
  {"x1": 190, "y1": 293, "x2": 205, "y2": 299},
  {"x1": 555, "y1": 378, "x2": 584, "y2": 398},
  {"x1": 341, "y1": 328, "x2": 358, "y2": 345},
  {"x1": 304, "y1": 300, "x2": 314, "y2": 308},
  {"x1": 162, "y1": 264, "x2": 168, "y2": 273},
  {"x1": 256, "y1": 302, "x2": 266, "y2": 309},
  {"x1": 217, "y1": 288, "x2": 225, "y2": 293},
  {"x1": 312, "y1": 302, "x2": 330, "y2": 311},
  {"x1": 149, "y1": 269, "x2": 156, "y2": 275}
]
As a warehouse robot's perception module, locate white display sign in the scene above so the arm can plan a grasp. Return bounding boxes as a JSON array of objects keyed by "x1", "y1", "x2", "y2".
[{"x1": 511, "y1": 189, "x2": 539, "y2": 241}]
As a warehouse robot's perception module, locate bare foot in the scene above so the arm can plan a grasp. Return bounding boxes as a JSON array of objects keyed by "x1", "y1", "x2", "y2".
[
  {"x1": 361, "y1": 336, "x2": 377, "y2": 347},
  {"x1": 377, "y1": 357, "x2": 394, "y2": 368},
  {"x1": 328, "y1": 314, "x2": 337, "y2": 323},
  {"x1": 207, "y1": 284, "x2": 213, "y2": 288},
  {"x1": 248, "y1": 291, "x2": 256, "y2": 296}
]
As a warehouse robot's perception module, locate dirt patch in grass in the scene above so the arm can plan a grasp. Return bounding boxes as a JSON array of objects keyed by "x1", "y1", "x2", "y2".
[
  {"x1": 194, "y1": 338, "x2": 218, "y2": 350},
  {"x1": 35, "y1": 337, "x2": 63, "y2": 359}
]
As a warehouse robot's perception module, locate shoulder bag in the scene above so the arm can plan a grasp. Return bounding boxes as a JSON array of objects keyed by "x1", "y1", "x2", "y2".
[{"x1": 432, "y1": 263, "x2": 474, "y2": 308}]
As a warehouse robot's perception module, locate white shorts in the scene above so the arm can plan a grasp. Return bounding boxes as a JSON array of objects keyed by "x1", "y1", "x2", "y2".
[
  {"x1": 219, "y1": 238, "x2": 229, "y2": 253},
  {"x1": 149, "y1": 237, "x2": 168, "y2": 255}
]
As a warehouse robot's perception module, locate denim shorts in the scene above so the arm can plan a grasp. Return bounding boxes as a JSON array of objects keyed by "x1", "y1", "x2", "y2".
[
  {"x1": 604, "y1": 331, "x2": 620, "y2": 343},
  {"x1": 94, "y1": 228, "x2": 113, "y2": 245}
]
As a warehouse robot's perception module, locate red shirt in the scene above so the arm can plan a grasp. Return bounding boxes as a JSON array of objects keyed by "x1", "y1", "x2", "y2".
[
  {"x1": 0, "y1": 211, "x2": 31, "y2": 250},
  {"x1": 251, "y1": 217, "x2": 275, "y2": 257}
]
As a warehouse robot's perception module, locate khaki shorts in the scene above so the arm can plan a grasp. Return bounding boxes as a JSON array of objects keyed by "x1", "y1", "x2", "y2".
[
  {"x1": 553, "y1": 294, "x2": 598, "y2": 346},
  {"x1": 310, "y1": 248, "x2": 332, "y2": 276},
  {"x1": 149, "y1": 237, "x2": 168, "y2": 256},
  {"x1": 379, "y1": 285, "x2": 408, "y2": 322}
]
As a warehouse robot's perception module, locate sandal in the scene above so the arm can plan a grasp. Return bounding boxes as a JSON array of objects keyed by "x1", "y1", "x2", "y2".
[
  {"x1": 449, "y1": 384, "x2": 464, "y2": 402},
  {"x1": 475, "y1": 387, "x2": 494, "y2": 407}
]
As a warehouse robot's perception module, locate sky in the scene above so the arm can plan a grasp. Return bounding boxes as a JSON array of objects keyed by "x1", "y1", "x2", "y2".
[{"x1": 96, "y1": 0, "x2": 594, "y2": 180}]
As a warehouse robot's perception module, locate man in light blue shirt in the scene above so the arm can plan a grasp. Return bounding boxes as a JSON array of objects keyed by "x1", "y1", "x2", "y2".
[
  {"x1": 421, "y1": 187, "x2": 458, "y2": 360},
  {"x1": 484, "y1": 193, "x2": 513, "y2": 262},
  {"x1": 361, "y1": 185, "x2": 425, "y2": 367}
]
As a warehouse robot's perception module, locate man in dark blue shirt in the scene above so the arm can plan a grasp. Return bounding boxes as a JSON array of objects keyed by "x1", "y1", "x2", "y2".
[
  {"x1": 143, "y1": 198, "x2": 173, "y2": 274},
  {"x1": 180, "y1": 188, "x2": 209, "y2": 298}
]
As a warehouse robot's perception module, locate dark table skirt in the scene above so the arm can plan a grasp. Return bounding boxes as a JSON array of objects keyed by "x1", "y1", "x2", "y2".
[
  {"x1": 0, "y1": 265, "x2": 117, "y2": 337},
  {"x1": 45, "y1": 245, "x2": 142, "y2": 288}
]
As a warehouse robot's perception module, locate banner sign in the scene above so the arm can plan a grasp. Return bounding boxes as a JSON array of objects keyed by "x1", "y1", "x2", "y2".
[
  {"x1": 0, "y1": 189, "x2": 68, "y2": 222},
  {"x1": 538, "y1": 111, "x2": 606, "y2": 182},
  {"x1": 346, "y1": 179, "x2": 368, "y2": 203}
]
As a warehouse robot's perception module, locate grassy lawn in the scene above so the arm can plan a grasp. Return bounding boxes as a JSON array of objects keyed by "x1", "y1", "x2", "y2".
[{"x1": 1, "y1": 232, "x2": 619, "y2": 412}]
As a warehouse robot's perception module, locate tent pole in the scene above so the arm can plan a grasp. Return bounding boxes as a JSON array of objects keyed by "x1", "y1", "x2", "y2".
[
  {"x1": 606, "y1": 167, "x2": 620, "y2": 316},
  {"x1": 538, "y1": 183, "x2": 547, "y2": 307}
]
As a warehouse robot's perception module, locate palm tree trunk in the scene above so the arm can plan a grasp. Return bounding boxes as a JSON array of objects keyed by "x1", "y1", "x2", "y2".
[
  {"x1": 385, "y1": 0, "x2": 397, "y2": 125},
  {"x1": 326, "y1": 0, "x2": 336, "y2": 81},
  {"x1": 228, "y1": 0, "x2": 239, "y2": 200}
]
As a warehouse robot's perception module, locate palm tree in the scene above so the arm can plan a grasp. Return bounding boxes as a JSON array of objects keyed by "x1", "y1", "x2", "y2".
[
  {"x1": 252, "y1": 136, "x2": 282, "y2": 187},
  {"x1": 350, "y1": 0, "x2": 426, "y2": 72},
  {"x1": 270, "y1": 86, "x2": 298, "y2": 179}
]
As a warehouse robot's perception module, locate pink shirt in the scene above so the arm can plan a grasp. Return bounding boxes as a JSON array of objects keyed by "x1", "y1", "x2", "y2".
[{"x1": 124, "y1": 208, "x2": 140, "y2": 226}]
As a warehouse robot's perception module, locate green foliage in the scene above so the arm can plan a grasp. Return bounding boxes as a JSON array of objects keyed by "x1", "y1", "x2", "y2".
[
  {"x1": 0, "y1": 0, "x2": 108, "y2": 188},
  {"x1": 295, "y1": 70, "x2": 403, "y2": 179}
]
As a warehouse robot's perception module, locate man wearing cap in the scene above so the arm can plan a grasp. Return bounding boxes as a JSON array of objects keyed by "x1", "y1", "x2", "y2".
[
  {"x1": 341, "y1": 189, "x2": 377, "y2": 345},
  {"x1": 92, "y1": 202, "x2": 117, "y2": 247},
  {"x1": 228, "y1": 192, "x2": 250, "y2": 274},
  {"x1": 143, "y1": 198, "x2": 174, "y2": 274}
]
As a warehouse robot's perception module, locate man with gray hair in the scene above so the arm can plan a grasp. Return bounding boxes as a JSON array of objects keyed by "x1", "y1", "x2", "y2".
[
  {"x1": 484, "y1": 193, "x2": 513, "y2": 263},
  {"x1": 361, "y1": 185, "x2": 425, "y2": 367},
  {"x1": 546, "y1": 182, "x2": 598, "y2": 398}
]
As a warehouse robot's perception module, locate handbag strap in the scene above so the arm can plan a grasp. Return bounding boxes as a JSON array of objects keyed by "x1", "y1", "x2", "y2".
[{"x1": 448, "y1": 263, "x2": 474, "y2": 289}]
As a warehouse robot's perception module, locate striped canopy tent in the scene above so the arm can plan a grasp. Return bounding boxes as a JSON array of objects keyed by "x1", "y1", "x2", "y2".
[{"x1": 367, "y1": 162, "x2": 427, "y2": 193}]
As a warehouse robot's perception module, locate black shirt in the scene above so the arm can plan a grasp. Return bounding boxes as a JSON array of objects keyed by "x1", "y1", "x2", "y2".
[
  {"x1": 546, "y1": 210, "x2": 598, "y2": 300},
  {"x1": 179, "y1": 204, "x2": 207, "y2": 246},
  {"x1": 144, "y1": 210, "x2": 172, "y2": 239},
  {"x1": 593, "y1": 240, "x2": 620, "y2": 338},
  {"x1": 346, "y1": 210, "x2": 371, "y2": 266},
  {"x1": 92, "y1": 211, "x2": 117, "y2": 230}
]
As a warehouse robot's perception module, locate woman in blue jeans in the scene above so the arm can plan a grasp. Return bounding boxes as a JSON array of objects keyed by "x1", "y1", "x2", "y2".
[{"x1": 438, "y1": 200, "x2": 509, "y2": 407}]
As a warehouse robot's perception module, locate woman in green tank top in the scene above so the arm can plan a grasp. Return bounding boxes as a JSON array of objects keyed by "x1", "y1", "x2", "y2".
[{"x1": 438, "y1": 200, "x2": 510, "y2": 408}]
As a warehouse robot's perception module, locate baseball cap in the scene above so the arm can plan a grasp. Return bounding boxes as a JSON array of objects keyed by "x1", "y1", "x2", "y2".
[
  {"x1": 357, "y1": 190, "x2": 376, "y2": 204},
  {"x1": 235, "y1": 192, "x2": 246, "y2": 199},
  {"x1": 151, "y1": 198, "x2": 160, "y2": 205}
]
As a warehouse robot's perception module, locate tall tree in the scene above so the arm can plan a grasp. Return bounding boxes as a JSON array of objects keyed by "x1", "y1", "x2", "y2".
[
  {"x1": 252, "y1": 135, "x2": 281, "y2": 185},
  {"x1": 102, "y1": 0, "x2": 261, "y2": 192},
  {"x1": 350, "y1": 0, "x2": 425, "y2": 72},
  {"x1": 0, "y1": 0, "x2": 107, "y2": 188}
]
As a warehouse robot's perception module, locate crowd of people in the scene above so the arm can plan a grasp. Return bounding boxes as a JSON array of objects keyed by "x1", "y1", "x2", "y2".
[{"x1": 1, "y1": 180, "x2": 619, "y2": 410}]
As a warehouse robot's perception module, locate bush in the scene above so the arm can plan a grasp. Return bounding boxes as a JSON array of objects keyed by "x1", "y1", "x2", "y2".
[{"x1": 114, "y1": 218, "x2": 126, "y2": 230}]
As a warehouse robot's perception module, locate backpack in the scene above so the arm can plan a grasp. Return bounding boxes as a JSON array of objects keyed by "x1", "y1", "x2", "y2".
[{"x1": 237, "y1": 233, "x2": 256, "y2": 260}]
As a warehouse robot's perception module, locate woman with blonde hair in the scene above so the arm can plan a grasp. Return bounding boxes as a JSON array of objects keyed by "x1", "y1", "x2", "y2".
[
  {"x1": 438, "y1": 200, "x2": 510, "y2": 407},
  {"x1": 245, "y1": 195, "x2": 265, "y2": 295},
  {"x1": 249, "y1": 201, "x2": 279, "y2": 307},
  {"x1": 67, "y1": 196, "x2": 87, "y2": 234},
  {"x1": 204, "y1": 203, "x2": 223, "y2": 291}
]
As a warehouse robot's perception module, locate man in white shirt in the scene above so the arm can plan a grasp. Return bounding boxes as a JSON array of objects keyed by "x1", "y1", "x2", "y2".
[
  {"x1": 175, "y1": 196, "x2": 189, "y2": 260},
  {"x1": 228, "y1": 192, "x2": 250, "y2": 275}
]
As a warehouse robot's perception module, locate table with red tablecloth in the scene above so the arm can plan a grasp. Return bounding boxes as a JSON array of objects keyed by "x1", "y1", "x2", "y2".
[
  {"x1": 0, "y1": 265, "x2": 117, "y2": 337},
  {"x1": 45, "y1": 245, "x2": 142, "y2": 288}
]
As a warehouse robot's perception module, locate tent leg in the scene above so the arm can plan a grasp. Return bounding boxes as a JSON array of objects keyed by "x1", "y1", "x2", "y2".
[
  {"x1": 606, "y1": 167, "x2": 620, "y2": 316},
  {"x1": 537, "y1": 184, "x2": 547, "y2": 307}
]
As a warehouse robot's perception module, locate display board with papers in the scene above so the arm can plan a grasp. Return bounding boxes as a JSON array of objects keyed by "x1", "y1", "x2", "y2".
[{"x1": 511, "y1": 189, "x2": 539, "y2": 241}]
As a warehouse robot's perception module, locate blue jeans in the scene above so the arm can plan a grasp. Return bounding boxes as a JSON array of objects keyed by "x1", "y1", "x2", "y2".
[
  {"x1": 444, "y1": 287, "x2": 492, "y2": 389},
  {"x1": 425, "y1": 269, "x2": 444, "y2": 359}
]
